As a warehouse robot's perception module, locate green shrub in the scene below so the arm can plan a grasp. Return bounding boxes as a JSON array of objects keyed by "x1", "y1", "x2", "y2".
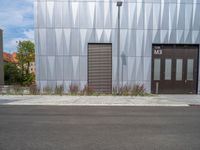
[
  {"x1": 43, "y1": 86, "x2": 53, "y2": 95},
  {"x1": 112, "y1": 84, "x2": 147, "y2": 96},
  {"x1": 13, "y1": 85, "x2": 24, "y2": 95},
  {"x1": 4, "y1": 63, "x2": 21, "y2": 85},
  {"x1": 55, "y1": 85, "x2": 64, "y2": 96},
  {"x1": 130, "y1": 84, "x2": 146, "y2": 96},
  {"x1": 112, "y1": 85, "x2": 131, "y2": 96},
  {"x1": 69, "y1": 84, "x2": 79, "y2": 95},
  {"x1": 119, "y1": 85, "x2": 131, "y2": 96},
  {"x1": 112, "y1": 86, "x2": 117, "y2": 95},
  {"x1": 5, "y1": 86, "x2": 11, "y2": 95},
  {"x1": 29, "y1": 84, "x2": 40, "y2": 95},
  {"x1": 81, "y1": 85, "x2": 96, "y2": 95}
]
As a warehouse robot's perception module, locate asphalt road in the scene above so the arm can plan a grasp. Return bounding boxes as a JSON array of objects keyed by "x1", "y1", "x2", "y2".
[{"x1": 0, "y1": 106, "x2": 200, "y2": 150}]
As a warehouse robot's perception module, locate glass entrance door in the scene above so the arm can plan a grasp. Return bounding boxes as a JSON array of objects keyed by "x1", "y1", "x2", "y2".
[{"x1": 152, "y1": 45, "x2": 198, "y2": 94}]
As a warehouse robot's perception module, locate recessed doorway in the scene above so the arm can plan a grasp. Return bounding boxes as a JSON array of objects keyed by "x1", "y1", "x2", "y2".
[{"x1": 88, "y1": 43, "x2": 112, "y2": 94}]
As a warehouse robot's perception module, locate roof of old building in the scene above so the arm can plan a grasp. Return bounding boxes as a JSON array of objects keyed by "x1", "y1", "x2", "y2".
[{"x1": 3, "y1": 52, "x2": 18, "y2": 63}]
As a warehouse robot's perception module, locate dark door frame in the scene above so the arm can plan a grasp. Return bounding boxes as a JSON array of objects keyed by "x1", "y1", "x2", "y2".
[{"x1": 151, "y1": 44, "x2": 199, "y2": 94}]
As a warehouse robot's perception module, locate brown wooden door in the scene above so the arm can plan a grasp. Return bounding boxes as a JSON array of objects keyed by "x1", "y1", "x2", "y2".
[
  {"x1": 152, "y1": 45, "x2": 199, "y2": 94},
  {"x1": 88, "y1": 43, "x2": 112, "y2": 94}
]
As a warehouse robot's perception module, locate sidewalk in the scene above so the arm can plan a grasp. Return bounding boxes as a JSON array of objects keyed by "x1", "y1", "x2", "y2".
[{"x1": 0, "y1": 95, "x2": 200, "y2": 106}]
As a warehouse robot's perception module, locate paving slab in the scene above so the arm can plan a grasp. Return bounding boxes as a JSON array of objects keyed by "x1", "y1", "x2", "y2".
[{"x1": 0, "y1": 95, "x2": 200, "y2": 106}]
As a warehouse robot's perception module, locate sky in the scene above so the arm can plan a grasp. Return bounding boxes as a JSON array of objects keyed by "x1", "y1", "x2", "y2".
[{"x1": 0, "y1": 0, "x2": 34, "y2": 53}]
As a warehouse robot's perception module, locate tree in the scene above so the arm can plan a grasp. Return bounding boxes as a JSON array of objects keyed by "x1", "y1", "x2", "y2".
[
  {"x1": 4, "y1": 62, "x2": 20, "y2": 85},
  {"x1": 16, "y1": 40, "x2": 35, "y2": 86}
]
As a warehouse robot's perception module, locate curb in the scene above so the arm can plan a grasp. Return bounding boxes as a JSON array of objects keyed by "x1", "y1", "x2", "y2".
[
  {"x1": 189, "y1": 104, "x2": 200, "y2": 107},
  {"x1": 0, "y1": 103, "x2": 189, "y2": 107}
]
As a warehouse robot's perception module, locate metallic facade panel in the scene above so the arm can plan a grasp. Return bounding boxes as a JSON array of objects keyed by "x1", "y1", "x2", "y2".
[
  {"x1": 55, "y1": 56, "x2": 64, "y2": 80},
  {"x1": 35, "y1": 0, "x2": 200, "y2": 94}
]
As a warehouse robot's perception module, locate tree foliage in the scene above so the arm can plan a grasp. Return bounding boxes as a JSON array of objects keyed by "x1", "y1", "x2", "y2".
[
  {"x1": 16, "y1": 40, "x2": 35, "y2": 86},
  {"x1": 4, "y1": 62, "x2": 20, "y2": 85},
  {"x1": 4, "y1": 41, "x2": 35, "y2": 86}
]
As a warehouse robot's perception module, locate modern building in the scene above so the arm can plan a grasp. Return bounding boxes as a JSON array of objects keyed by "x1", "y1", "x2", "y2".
[
  {"x1": 35, "y1": 0, "x2": 200, "y2": 94},
  {"x1": 0, "y1": 29, "x2": 4, "y2": 85}
]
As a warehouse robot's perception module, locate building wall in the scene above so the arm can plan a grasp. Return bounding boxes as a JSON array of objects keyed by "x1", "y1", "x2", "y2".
[
  {"x1": 0, "y1": 29, "x2": 4, "y2": 85},
  {"x1": 35, "y1": 0, "x2": 200, "y2": 93},
  {"x1": 29, "y1": 62, "x2": 36, "y2": 74}
]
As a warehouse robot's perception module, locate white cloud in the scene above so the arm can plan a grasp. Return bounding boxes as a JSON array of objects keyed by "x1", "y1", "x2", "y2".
[
  {"x1": 5, "y1": 38, "x2": 26, "y2": 50},
  {"x1": 0, "y1": 0, "x2": 34, "y2": 51},
  {"x1": 23, "y1": 29, "x2": 34, "y2": 40},
  {"x1": 0, "y1": 2, "x2": 33, "y2": 29},
  {"x1": 5, "y1": 29, "x2": 34, "y2": 50}
]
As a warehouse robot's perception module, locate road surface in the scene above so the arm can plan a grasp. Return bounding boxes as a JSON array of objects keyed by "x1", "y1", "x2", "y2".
[{"x1": 0, "y1": 106, "x2": 200, "y2": 150}]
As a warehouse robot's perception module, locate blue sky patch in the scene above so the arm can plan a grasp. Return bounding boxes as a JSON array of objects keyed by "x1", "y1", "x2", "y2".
[{"x1": 0, "y1": 0, "x2": 34, "y2": 52}]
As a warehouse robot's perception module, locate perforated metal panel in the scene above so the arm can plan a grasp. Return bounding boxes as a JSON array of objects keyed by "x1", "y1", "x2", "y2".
[
  {"x1": 88, "y1": 44, "x2": 112, "y2": 94},
  {"x1": 35, "y1": 0, "x2": 200, "y2": 94}
]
